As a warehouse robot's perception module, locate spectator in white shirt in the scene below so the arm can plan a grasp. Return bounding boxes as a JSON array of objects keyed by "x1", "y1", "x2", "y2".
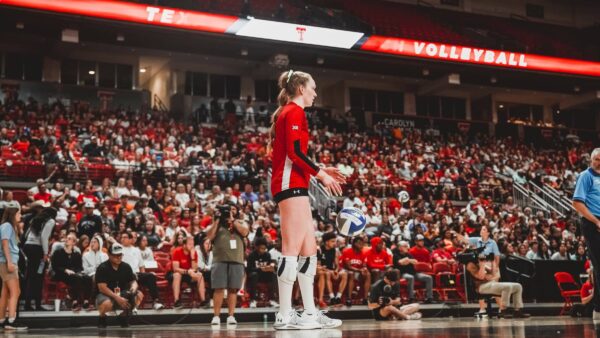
[
  {"x1": 175, "y1": 184, "x2": 190, "y2": 207},
  {"x1": 119, "y1": 232, "x2": 164, "y2": 310},
  {"x1": 551, "y1": 242, "x2": 571, "y2": 261},
  {"x1": 82, "y1": 235, "x2": 108, "y2": 277},
  {"x1": 343, "y1": 189, "x2": 364, "y2": 209}
]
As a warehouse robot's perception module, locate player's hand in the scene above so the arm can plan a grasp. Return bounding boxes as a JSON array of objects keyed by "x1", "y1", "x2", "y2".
[
  {"x1": 595, "y1": 220, "x2": 600, "y2": 232},
  {"x1": 317, "y1": 171, "x2": 343, "y2": 197},
  {"x1": 323, "y1": 167, "x2": 347, "y2": 184}
]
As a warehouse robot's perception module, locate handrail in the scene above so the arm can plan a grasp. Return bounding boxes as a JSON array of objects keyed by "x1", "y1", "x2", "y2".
[
  {"x1": 527, "y1": 181, "x2": 572, "y2": 216},
  {"x1": 153, "y1": 94, "x2": 168, "y2": 114},
  {"x1": 542, "y1": 183, "x2": 574, "y2": 212},
  {"x1": 512, "y1": 181, "x2": 562, "y2": 217}
]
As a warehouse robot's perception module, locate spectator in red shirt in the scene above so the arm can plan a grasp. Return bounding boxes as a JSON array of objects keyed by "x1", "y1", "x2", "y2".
[
  {"x1": 366, "y1": 236, "x2": 392, "y2": 282},
  {"x1": 77, "y1": 185, "x2": 100, "y2": 206},
  {"x1": 169, "y1": 236, "x2": 206, "y2": 309},
  {"x1": 409, "y1": 234, "x2": 431, "y2": 263},
  {"x1": 33, "y1": 183, "x2": 52, "y2": 203},
  {"x1": 12, "y1": 136, "x2": 30, "y2": 155},
  {"x1": 340, "y1": 236, "x2": 370, "y2": 304},
  {"x1": 431, "y1": 238, "x2": 456, "y2": 267}
]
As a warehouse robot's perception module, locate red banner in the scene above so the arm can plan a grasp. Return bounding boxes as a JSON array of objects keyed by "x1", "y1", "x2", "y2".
[
  {"x1": 0, "y1": 0, "x2": 238, "y2": 33},
  {"x1": 361, "y1": 36, "x2": 600, "y2": 77}
]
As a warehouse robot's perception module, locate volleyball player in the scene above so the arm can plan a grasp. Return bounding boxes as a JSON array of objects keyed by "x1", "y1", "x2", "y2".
[{"x1": 269, "y1": 70, "x2": 345, "y2": 330}]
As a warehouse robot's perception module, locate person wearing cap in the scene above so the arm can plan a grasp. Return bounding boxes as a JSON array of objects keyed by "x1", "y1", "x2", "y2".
[
  {"x1": 0, "y1": 201, "x2": 27, "y2": 330},
  {"x1": 393, "y1": 240, "x2": 434, "y2": 303},
  {"x1": 316, "y1": 231, "x2": 346, "y2": 308},
  {"x1": 95, "y1": 243, "x2": 143, "y2": 328},
  {"x1": 367, "y1": 269, "x2": 422, "y2": 321},
  {"x1": 408, "y1": 234, "x2": 431, "y2": 263},
  {"x1": 77, "y1": 201, "x2": 102, "y2": 240}
]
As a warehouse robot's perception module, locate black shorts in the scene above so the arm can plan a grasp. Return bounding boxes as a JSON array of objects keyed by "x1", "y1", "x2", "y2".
[
  {"x1": 274, "y1": 188, "x2": 308, "y2": 204},
  {"x1": 372, "y1": 307, "x2": 389, "y2": 321}
]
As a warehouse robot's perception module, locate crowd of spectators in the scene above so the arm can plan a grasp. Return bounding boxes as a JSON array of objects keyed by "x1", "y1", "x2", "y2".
[{"x1": 0, "y1": 92, "x2": 595, "y2": 312}]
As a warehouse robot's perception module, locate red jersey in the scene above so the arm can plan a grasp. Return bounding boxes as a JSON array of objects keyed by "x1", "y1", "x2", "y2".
[
  {"x1": 270, "y1": 102, "x2": 320, "y2": 203},
  {"x1": 365, "y1": 248, "x2": 392, "y2": 270},
  {"x1": 33, "y1": 192, "x2": 52, "y2": 203},
  {"x1": 366, "y1": 237, "x2": 392, "y2": 270},
  {"x1": 409, "y1": 246, "x2": 431, "y2": 263},
  {"x1": 432, "y1": 248, "x2": 454, "y2": 263},
  {"x1": 171, "y1": 246, "x2": 197, "y2": 270},
  {"x1": 340, "y1": 247, "x2": 367, "y2": 270}
]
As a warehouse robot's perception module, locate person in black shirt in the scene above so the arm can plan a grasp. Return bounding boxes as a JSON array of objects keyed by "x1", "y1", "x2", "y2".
[
  {"x1": 317, "y1": 232, "x2": 347, "y2": 307},
  {"x1": 95, "y1": 243, "x2": 144, "y2": 328},
  {"x1": 368, "y1": 269, "x2": 422, "y2": 321},
  {"x1": 392, "y1": 241, "x2": 434, "y2": 303},
  {"x1": 50, "y1": 232, "x2": 93, "y2": 311},
  {"x1": 77, "y1": 202, "x2": 102, "y2": 239},
  {"x1": 246, "y1": 237, "x2": 276, "y2": 307}
]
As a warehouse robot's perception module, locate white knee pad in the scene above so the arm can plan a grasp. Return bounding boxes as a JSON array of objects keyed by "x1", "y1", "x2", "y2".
[
  {"x1": 297, "y1": 255, "x2": 317, "y2": 279},
  {"x1": 277, "y1": 256, "x2": 298, "y2": 286}
]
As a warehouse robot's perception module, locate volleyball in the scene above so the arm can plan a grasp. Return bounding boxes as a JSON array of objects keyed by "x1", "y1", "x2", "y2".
[
  {"x1": 336, "y1": 207, "x2": 367, "y2": 237},
  {"x1": 398, "y1": 190, "x2": 410, "y2": 203}
]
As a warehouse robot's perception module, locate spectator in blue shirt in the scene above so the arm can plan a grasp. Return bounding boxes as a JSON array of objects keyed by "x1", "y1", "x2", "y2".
[
  {"x1": 0, "y1": 201, "x2": 27, "y2": 330},
  {"x1": 572, "y1": 148, "x2": 600, "y2": 320},
  {"x1": 240, "y1": 184, "x2": 258, "y2": 204}
]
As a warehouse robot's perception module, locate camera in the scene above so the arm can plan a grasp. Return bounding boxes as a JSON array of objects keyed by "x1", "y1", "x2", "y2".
[
  {"x1": 380, "y1": 284, "x2": 392, "y2": 305},
  {"x1": 457, "y1": 247, "x2": 494, "y2": 264},
  {"x1": 216, "y1": 204, "x2": 232, "y2": 227},
  {"x1": 123, "y1": 290, "x2": 138, "y2": 309}
]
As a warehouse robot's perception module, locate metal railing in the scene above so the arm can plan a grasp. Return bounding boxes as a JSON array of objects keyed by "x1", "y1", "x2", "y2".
[
  {"x1": 528, "y1": 181, "x2": 574, "y2": 216},
  {"x1": 267, "y1": 169, "x2": 335, "y2": 220},
  {"x1": 542, "y1": 183, "x2": 575, "y2": 214},
  {"x1": 512, "y1": 181, "x2": 563, "y2": 217}
]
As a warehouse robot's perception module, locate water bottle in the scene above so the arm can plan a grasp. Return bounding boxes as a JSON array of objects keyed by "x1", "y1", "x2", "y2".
[
  {"x1": 263, "y1": 314, "x2": 268, "y2": 324},
  {"x1": 37, "y1": 261, "x2": 45, "y2": 274}
]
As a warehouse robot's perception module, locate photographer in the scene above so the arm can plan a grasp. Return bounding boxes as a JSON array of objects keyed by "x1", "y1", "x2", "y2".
[
  {"x1": 367, "y1": 269, "x2": 422, "y2": 321},
  {"x1": 95, "y1": 243, "x2": 144, "y2": 328},
  {"x1": 464, "y1": 247, "x2": 530, "y2": 318},
  {"x1": 466, "y1": 225, "x2": 501, "y2": 313},
  {"x1": 206, "y1": 203, "x2": 249, "y2": 326}
]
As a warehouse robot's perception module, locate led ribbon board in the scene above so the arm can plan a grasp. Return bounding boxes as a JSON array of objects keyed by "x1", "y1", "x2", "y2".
[
  {"x1": 0, "y1": 0, "x2": 239, "y2": 33},
  {"x1": 1, "y1": 0, "x2": 599, "y2": 77},
  {"x1": 361, "y1": 36, "x2": 600, "y2": 77},
  {"x1": 234, "y1": 18, "x2": 364, "y2": 49}
]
